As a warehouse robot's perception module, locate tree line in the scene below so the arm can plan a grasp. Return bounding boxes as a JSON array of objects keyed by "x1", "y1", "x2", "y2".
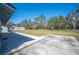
[{"x1": 7, "y1": 6, "x2": 79, "y2": 30}]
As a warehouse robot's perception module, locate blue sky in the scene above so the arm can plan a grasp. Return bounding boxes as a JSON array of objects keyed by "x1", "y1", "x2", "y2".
[{"x1": 10, "y1": 3, "x2": 79, "y2": 23}]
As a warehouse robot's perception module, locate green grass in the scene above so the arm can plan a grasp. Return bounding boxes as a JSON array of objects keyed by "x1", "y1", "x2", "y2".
[{"x1": 16, "y1": 29, "x2": 79, "y2": 40}]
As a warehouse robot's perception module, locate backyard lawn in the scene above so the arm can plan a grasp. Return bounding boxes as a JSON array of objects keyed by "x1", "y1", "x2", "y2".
[{"x1": 16, "y1": 29, "x2": 79, "y2": 40}]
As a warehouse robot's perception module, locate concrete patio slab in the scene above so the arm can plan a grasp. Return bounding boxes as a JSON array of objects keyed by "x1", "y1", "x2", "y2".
[
  {"x1": 13, "y1": 35, "x2": 79, "y2": 55},
  {"x1": 1, "y1": 32, "x2": 79, "y2": 55}
]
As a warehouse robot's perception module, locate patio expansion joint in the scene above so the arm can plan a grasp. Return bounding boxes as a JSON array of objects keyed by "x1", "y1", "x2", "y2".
[
  {"x1": 5, "y1": 32, "x2": 45, "y2": 55},
  {"x1": 5, "y1": 32, "x2": 76, "y2": 55}
]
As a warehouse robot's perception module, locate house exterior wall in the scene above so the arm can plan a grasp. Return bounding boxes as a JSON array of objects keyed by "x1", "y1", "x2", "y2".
[
  {"x1": 0, "y1": 3, "x2": 16, "y2": 52},
  {"x1": 13, "y1": 26, "x2": 25, "y2": 31},
  {"x1": 17, "y1": 27, "x2": 25, "y2": 30},
  {"x1": 1, "y1": 26, "x2": 8, "y2": 33}
]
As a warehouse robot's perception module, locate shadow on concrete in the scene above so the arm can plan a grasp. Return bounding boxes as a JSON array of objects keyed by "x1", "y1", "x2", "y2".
[{"x1": 0, "y1": 32, "x2": 34, "y2": 55}]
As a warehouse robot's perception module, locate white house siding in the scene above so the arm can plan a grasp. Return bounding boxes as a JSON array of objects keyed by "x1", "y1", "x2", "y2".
[
  {"x1": 17, "y1": 27, "x2": 25, "y2": 30},
  {"x1": 1, "y1": 26, "x2": 8, "y2": 33},
  {"x1": 13, "y1": 26, "x2": 25, "y2": 31}
]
